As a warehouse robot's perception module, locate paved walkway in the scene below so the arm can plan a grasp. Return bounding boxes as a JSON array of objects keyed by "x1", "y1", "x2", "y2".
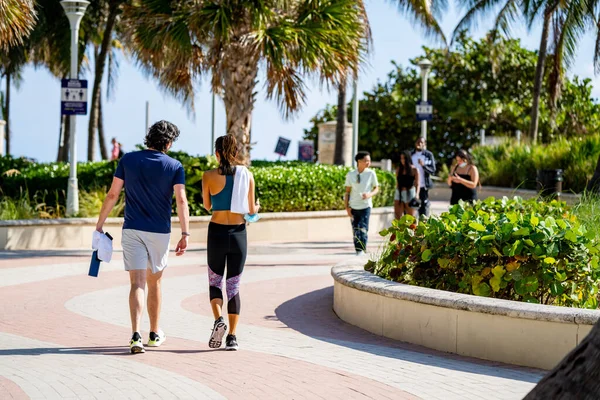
[{"x1": 0, "y1": 236, "x2": 544, "y2": 399}]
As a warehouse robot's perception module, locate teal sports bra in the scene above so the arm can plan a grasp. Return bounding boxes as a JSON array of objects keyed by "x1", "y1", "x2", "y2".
[{"x1": 211, "y1": 174, "x2": 234, "y2": 211}]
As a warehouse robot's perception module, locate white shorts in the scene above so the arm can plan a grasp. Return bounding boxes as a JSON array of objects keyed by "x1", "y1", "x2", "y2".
[
  {"x1": 122, "y1": 229, "x2": 170, "y2": 274},
  {"x1": 394, "y1": 187, "x2": 417, "y2": 203}
]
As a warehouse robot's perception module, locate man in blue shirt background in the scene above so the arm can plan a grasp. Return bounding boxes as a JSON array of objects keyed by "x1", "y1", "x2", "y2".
[{"x1": 95, "y1": 120, "x2": 190, "y2": 354}]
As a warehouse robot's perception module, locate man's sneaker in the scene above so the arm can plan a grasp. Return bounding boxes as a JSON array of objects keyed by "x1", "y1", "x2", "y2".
[
  {"x1": 225, "y1": 334, "x2": 239, "y2": 351},
  {"x1": 356, "y1": 250, "x2": 366, "y2": 256},
  {"x1": 148, "y1": 329, "x2": 166, "y2": 347},
  {"x1": 129, "y1": 332, "x2": 145, "y2": 354},
  {"x1": 208, "y1": 317, "x2": 228, "y2": 349}
]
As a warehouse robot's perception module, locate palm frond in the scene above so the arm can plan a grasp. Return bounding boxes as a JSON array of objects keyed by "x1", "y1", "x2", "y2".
[
  {"x1": 0, "y1": 0, "x2": 37, "y2": 50},
  {"x1": 106, "y1": 40, "x2": 121, "y2": 100},
  {"x1": 389, "y1": 0, "x2": 447, "y2": 43},
  {"x1": 257, "y1": 0, "x2": 370, "y2": 116},
  {"x1": 491, "y1": 0, "x2": 523, "y2": 39},
  {"x1": 123, "y1": 1, "x2": 203, "y2": 112},
  {"x1": 452, "y1": 0, "x2": 521, "y2": 46}
]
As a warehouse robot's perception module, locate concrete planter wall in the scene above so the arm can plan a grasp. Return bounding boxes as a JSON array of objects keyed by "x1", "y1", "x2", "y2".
[
  {"x1": 0, "y1": 207, "x2": 394, "y2": 250},
  {"x1": 332, "y1": 261, "x2": 600, "y2": 370}
]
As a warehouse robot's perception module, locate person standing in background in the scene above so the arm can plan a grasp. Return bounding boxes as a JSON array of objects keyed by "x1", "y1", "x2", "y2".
[
  {"x1": 111, "y1": 137, "x2": 121, "y2": 161},
  {"x1": 411, "y1": 137, "x2": 436, "y2": 218},
  {"x1": 344, "y1": 151, "x2": 380, "y2": 256}
]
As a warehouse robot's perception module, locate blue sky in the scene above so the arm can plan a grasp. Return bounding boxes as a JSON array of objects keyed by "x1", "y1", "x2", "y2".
[{"x1": 5, "y1": 0, "x2": 599, "y2": 162}]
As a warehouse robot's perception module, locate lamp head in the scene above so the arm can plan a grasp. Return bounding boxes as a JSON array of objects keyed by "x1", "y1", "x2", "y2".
[
  {"x1": 418, "y1": 58, "x2": 432, "y2": 77},
  {"x1": 61, "y1": 0, "x2": 89, "y2": 19}
]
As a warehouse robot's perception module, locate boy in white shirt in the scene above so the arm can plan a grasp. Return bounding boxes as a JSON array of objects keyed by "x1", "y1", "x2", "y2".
[{"x1": 344, "y1": 151, "x2": 380, "y2": 255}]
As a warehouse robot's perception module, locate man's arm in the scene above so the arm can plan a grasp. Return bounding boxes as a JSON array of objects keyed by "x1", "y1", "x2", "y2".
[
  {"x1": 174, "y1": 184, "x2": 190, "y2": 256},
  {"x1": 96, "y1": 177, "x2": 124, "y2": 232},
  {"x1": 423, "y1": 152, "x2": 436, "y2": 175},
  {"x1": 345, "y1": 186, "x2": 352, "y2": 217}
]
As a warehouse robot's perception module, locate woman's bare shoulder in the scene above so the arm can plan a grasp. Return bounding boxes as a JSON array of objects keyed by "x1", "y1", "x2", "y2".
[{"x1": 203, "y1": 169, "x2": 220, "y2": 180}]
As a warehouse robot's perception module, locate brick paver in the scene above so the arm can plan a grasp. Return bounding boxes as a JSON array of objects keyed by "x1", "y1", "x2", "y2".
[{"x1": 0, "y1": 238, "x2": 542, "y2": 399}]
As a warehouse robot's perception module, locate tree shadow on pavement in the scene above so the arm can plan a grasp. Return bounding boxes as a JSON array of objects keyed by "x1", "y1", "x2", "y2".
[{"x1": 275, "y1": 286, "x2": 544, "y2": 383}]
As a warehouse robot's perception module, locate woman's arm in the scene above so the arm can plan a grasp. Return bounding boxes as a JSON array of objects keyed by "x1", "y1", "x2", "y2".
[
  {"x1": 467, "y1": 166, "x2": 480, "y2": 189},
  {"x1": 457, "y1": 166, "x2": 479, "y2": 189},
  {"x1": 202, "y1": 172, "x2": 212, "y2": 211}
]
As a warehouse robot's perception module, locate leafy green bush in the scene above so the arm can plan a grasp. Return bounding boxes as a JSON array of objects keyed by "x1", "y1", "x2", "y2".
[
  {"x1": 472, "y1": 136, "x2": 600, "y2": 193},
  {"x1": 0, "y1": 155, "x2": 395, "y2": 217},
  {"x1": 367, "y1": 197, "x2": 600, "y2": 308},
  {"x1": 253, "y1": 164, "x2": 395, "y2": 212}
]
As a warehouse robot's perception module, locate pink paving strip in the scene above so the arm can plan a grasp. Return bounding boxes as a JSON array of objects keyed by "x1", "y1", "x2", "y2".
[
  {"x1": 0, "y1": 376, "x2": 29, "y2": 400},
  {"x1": 1, "y1": 265, "x2": 418, "y2": 400},
  {"x1": 182, "y1": 274, "x2": 546, "y2": 372}
]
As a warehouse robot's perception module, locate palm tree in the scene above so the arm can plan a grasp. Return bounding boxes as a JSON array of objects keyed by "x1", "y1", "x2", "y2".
[
  {"x1": 332, "y1": 0, "x2": 447, "y2": 166},
  {"x1": 28, "y1": 0, "x2": 96, "y2": 161},
  {"x1": 0, "y1": 0, "x2": 35, "y2": 155},
  {"x1": 0, "y1": 46, "x2": 27, "y2": 156},
  {"x1": 123, "y1": 0, "x2": 369, "y2": 163},
  {"x1": 87, "y1": 0, "x2": 125, "y2": 161},
  {"x1": 452, "y1": 0, "x2": 594, "y2": 143},
  {"x1": 0, "y1": 0, "x2": 37, "y2": 51}
]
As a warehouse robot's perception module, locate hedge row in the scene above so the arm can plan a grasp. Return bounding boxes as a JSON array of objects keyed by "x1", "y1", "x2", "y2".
[
  {"x1": 471, "y1": 135, "x2": 600, "y2": 193},
  {"x1": 0, "y1": 155, "x2": 395, "y2": 216}
]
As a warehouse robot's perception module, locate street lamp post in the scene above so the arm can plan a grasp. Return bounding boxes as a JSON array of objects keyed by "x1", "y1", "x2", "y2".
[
  {"x1": 418, "y1": 59, "x2": 432, "y2": 142},
  {"x1": 61, "y1": 0, "x2": 89, "y2": 216}
]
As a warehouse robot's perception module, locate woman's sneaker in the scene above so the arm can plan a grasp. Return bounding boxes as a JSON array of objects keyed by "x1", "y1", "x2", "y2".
[
  {"x1": 129, "y1": 332, "x2": 145, "y2": 354},
  {"x1": 225, "y1": 334, "x2": 239, "y2": 351},
  {"x1": 208, "y1": 317, "x2": 227, "y2": 348},
  {"x1": 147, "y1": 330, "x2": 166, "y2": 347}
]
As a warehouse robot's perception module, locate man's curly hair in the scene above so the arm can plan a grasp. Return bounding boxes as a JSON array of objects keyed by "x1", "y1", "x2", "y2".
[{"x1": 144, "y1": 120, "x2": 180, "y2": 152}]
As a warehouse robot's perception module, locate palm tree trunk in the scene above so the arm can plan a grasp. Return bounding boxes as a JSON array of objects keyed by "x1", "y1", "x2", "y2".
[
  {"x1": 334, "y1": 79, "x2": 349, "y2": 165},
  {"x1": 98, "y1": 95, "x2": 108, "y2": 160},
  {"x1": 57, "y1": 115, "x2": 67, "y2": 162},
  {"x1": 5, "y1": 72, "x2": 10, "y2": 156},
  {"x1": 58, "y1": 116, "x2": 71, "y2": 162},
  {"x1": 222, "y1": 45, "x2": 259, "y2": 165},
  {"x1": 524, "y1": 320, "x2": 600, "y2": 398},
  {"x1": 529, "y1": 1, "x2": 559, "y2": 144},
  {"x1": 87, "y1": 1, "x2": 119, "y2": 161}
]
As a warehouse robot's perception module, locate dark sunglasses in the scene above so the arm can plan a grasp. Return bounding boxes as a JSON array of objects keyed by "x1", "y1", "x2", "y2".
[{"x1": 357, "y1": 173, "x2": 361, "y2": 183}]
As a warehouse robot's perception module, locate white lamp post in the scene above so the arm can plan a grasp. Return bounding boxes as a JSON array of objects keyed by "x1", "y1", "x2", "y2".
[
  {"x1": 61, "y1": 0, "x2": 89, "y2": 216},
  {"x1": 418, "y1": 58, "x2": 432, "y2": 142}
]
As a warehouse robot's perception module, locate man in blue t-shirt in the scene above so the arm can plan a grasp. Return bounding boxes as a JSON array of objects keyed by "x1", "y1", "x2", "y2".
[{"x1": 95, "y1": 120, "x2": 190, "y2": 354}]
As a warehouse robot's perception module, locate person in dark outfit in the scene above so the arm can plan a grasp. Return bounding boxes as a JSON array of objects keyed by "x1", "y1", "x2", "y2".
[
  {"x1": 394, "y1": 150, "x2": 420, "y2": 219},
  {"x1": 411, "y1": 137, "x2": 436, "y2": 218},
  {"x1": 448, "y1": 149, "x2": 479, "y2": 205}
]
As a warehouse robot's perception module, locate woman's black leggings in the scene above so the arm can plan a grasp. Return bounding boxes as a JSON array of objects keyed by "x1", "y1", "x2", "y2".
[{"x1": 207, "y1": 222, "x2": 247, "y2": 315}]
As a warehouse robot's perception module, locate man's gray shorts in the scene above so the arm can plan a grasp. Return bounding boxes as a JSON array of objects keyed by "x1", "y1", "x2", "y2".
[{"x1": 122, "y1": 229, "x2": 170, "y2": 274}]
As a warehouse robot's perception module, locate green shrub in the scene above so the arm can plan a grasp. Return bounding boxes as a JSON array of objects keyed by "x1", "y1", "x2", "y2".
[
  {"x1": 367, "y1": 197, "x2": 600, "y2": 308},
  {"x1": 0, "y1": 154, "x2": 395, "y2": 217},
  {"x1": 471, "y1": 136, "x2": 600, "y2": 192},
  {"x1": 252, "y1": 164, "x2": 395, "y2": 212}
]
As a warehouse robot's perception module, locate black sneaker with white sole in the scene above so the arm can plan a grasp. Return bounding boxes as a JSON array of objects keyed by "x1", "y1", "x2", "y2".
[
  {"x1": 129, "y1": 332, "x2": 145, "y2": 354},
  {"x1": 208, "y1": 317, "x2": 228, "y2": 349},
  {"x1": 225, "y1": 334, "x2": 239, "y2": 351}
]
